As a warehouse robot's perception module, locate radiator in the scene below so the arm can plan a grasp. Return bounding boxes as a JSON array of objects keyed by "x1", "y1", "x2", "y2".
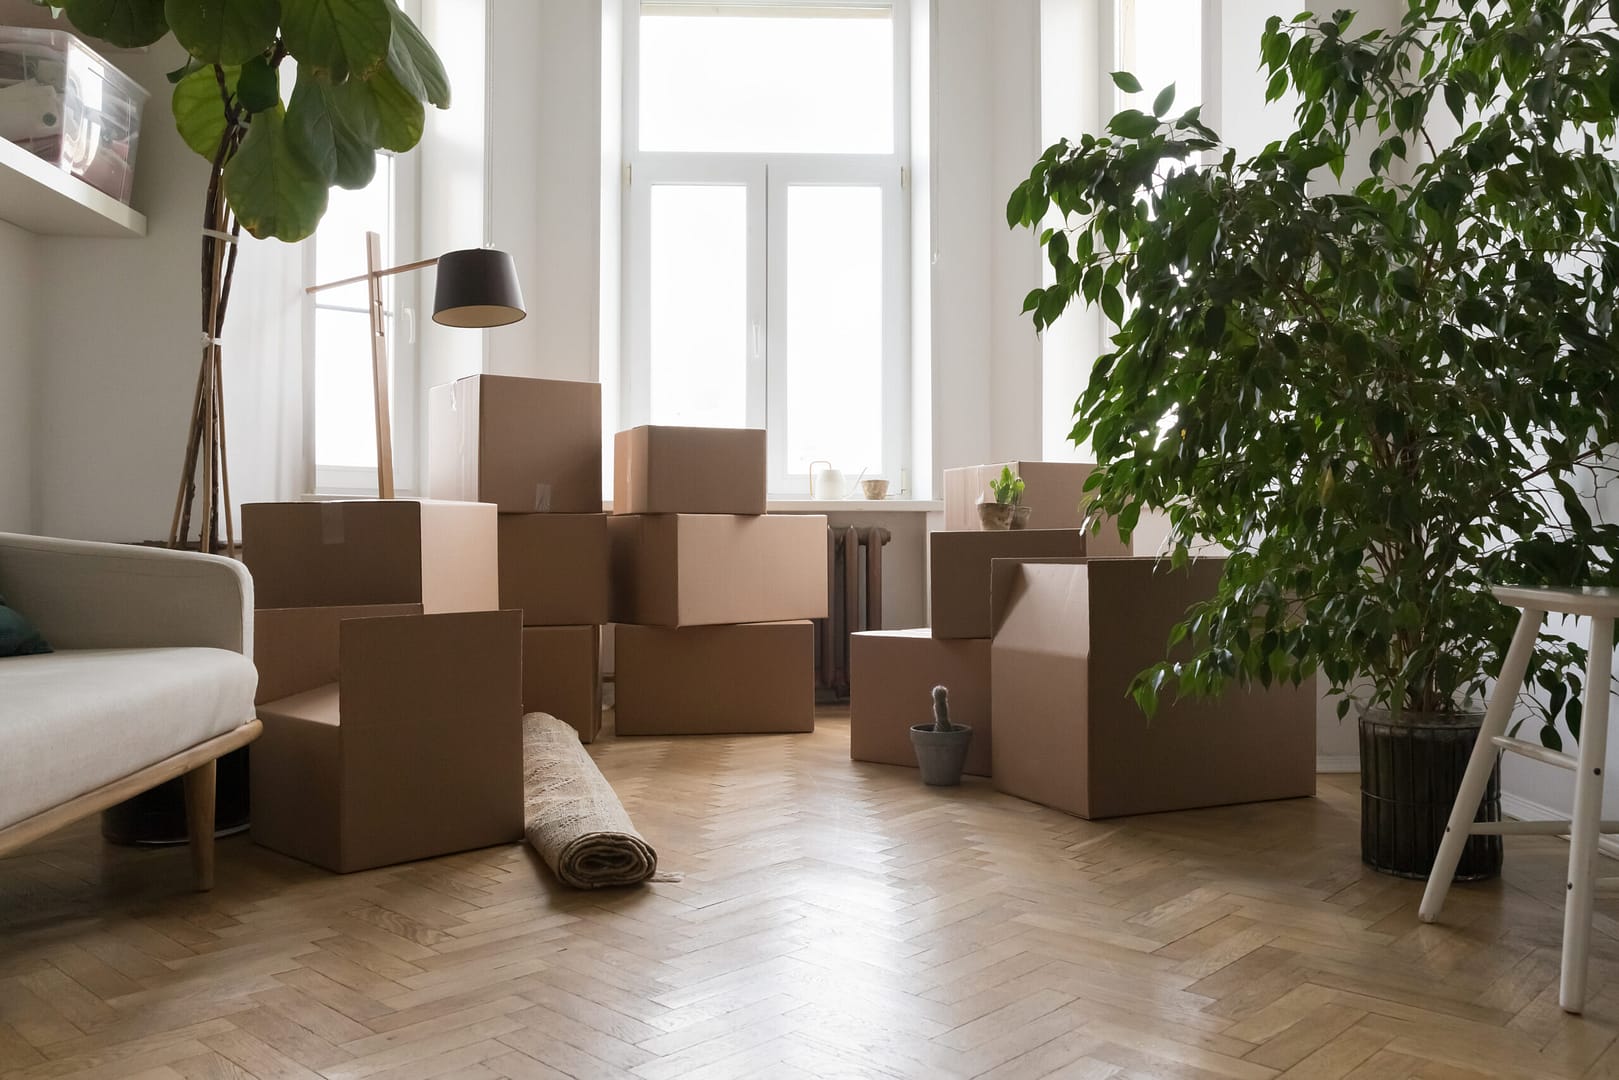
[{"x1": 815, "y1": 525, "x2": 891, "y2": 701}]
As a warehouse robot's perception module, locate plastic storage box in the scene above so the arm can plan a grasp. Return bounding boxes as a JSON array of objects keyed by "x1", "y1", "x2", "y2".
[{"x1": 0, "y1": 28, "x2": 148, "y2": 203}]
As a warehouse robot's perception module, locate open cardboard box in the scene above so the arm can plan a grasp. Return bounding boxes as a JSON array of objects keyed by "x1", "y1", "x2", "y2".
[
  {"x1": 929, "y1": 529, "x2": 1089, "y2": 639},
  {"x1": 609, "y1": 513, "x2": 827, "y2": 627},
  {"x1": 427, "y1": 374, "x2": 603, "y2": 513},
  {"x1": 850, "y1": 629, "x2": 992, "y2": 776},
  {"x1": 615, "y1": 621, "x2": 814, "y2": 735},
  {"x1": 614, "y1": 425, "x2": 767, "y2": 515},
  {"x1": 243, "y1": 499, "x2": 497, "y2": 613},
  {"x1": 252, "y1": 609, "x2": 525, "y2": 873},
  {"x1": 989, "y1": 557, "x2": 1315, "y2": 819},
  {"x1": 498, "y1": 513, "x2": 610, "y2": 626},
  {"x1": 522, "y1": 625, "x2": 602, "y2": 742}
]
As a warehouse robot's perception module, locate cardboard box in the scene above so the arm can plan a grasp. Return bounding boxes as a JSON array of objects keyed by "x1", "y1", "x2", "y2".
[
  {"x1": 850, "y1": 630, "x2": 991, "y2": 776},
  {"x1": 615, "y1": 621, "x2": 814, "y2": 735},
  {"x1": 254, "y1": 603, "x2": 422, "y2": 705},
  {"x1": 522, "y1": 625, "x2": 602, "y2": 743},
  {"x1": 990, "y1": 558, "x2": 1316, "y2": 819},
  {"x1": 243, "y1": 499, "x2": 498, "y2": 613},
  {"x1": 614, "y1": 426, "x2": 767, "y2": 515},
  {"x1": 929, "y1": 529, "x2": 1088, "y2": 639},
  {"x1": 427, "y1": 374, "x2": 603, "y2": 513},
  {"x1": 498, "y1": 513, "x2": 610, "y2": 626},
  {"x1": 944, "y1": 461, "x2": 1131, "y2": 554},
  {"x1": 609, "y1": 513, "x2": 827, "y2": 626},
  {"x1": 252, "y1": 610, "x2": 524, "y2": 873}
]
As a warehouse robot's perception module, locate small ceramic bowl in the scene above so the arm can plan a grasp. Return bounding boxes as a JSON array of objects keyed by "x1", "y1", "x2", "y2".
[{"x1": 861, "y1": 478, "x2": 890, "y2": 500}]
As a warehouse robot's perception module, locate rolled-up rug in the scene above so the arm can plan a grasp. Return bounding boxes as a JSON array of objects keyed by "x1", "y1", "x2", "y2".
[{"x1": 522, "y1": 713, "x2": 661, "y2": 888}]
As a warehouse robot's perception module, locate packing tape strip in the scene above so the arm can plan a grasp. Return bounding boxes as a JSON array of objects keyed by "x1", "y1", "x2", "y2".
[
  {"x1": 320, "y1": 501, "x2": 345, "y2": 545},
  {"x1": 533, "y1": 483, "x2": 553, "y2": 513}
]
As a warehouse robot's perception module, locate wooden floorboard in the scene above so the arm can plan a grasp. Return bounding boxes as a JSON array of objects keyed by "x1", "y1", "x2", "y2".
[{"x1": 2, "y1": 707, "x2": 1616, "y2": 1079}]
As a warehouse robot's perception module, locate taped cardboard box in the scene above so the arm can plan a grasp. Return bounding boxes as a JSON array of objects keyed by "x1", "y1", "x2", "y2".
[
  {"x1": 615, "y1": 621, "x2": 814, "y2": 735},
  {"x1": 498, "y1": 513, "x2": 610, "y2": 626},
  {"x1": 929, "y1": 529, "x2": 1088, "y2": 639},
  {"x1": 990, "y1": 557, "x2": 1315, "y2": 819},
  {"x1": 614, "y1": 425, "x2": 767, "y2": 515},
  {"x1": 243, "y1": 499, "x2": 498, "y2": 613},
  {"x1": 254, "y1": 603, "x2": 423, "y2": 705},
  {"x1": 427, "y1": 374, "x2": 603, "y2": 513},
  {"x1": 943, "y1": 461, "x2": 1132, "y2": 554},
  {"x1": 252, "y1": 610, "x2": 524, "y2": 873},
  {"x1": 522, "y1": 625, "x2": 602, "y2": 742},
  {"x1": 850, "y1": 629, "x2": 991, "y2": 776},
  {"x1": 609, "y1": 513, "x2": 827, "y2": 626}
]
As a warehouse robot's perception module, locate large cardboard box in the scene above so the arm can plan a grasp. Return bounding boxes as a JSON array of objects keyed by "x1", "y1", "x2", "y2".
[
  {"x1": 498, "y1": 513, "x2": 610, "y2": 626},
  {"x1": 427, "y1": 374, "x2": 603, "y2": 513},
  {"x1": 522, "y1": 625, "x2": 602, "y2": 743},
  {"x1": 615, "y1": 621, "x2": 814, "y2": 735},
  {"x1": 609, "y1": 513, "x2": 827, "y2": 626},
  {"x1": 850, "y1": 630, "x2": 992, "y2": 776},
  {"x1": 614, "y1": 426, "x2": 767, "y2": 515},
  {"x1": 990, "y1": 558, "x2": 1316, "y2": 819},
  {"x1": 944, "y1": 461, "x2": 1132, "y2": 555},
  {"x1": 930, "y1": 529, "x2": 1088, "y2": 639},
  {"x1": 252, "y1": 610, "x2": 524, "y2": 873},
  {"x1": 254, "y1": 603, "x2": 422, "y2": 705},
  {"x1": 243, "y1": 499, "x2": 498, "y2": 613}
]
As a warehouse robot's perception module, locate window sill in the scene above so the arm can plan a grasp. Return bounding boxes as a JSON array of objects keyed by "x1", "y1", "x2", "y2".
[{"x1": 765, "y1": 498, "x2": 942, "y2": 513}]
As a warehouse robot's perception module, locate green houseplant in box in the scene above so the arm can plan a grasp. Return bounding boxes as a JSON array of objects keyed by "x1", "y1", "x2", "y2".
[
  {"x1": 1008, "y1": 0, "x2": 1619, "y2": 878},
  {"x1": 34, "y1": 0, "x2": 449, "y2": 552}
]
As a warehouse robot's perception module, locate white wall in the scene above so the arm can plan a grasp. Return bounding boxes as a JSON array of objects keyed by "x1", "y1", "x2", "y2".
[{"x1": 0, "y1": 221, "x2": 35, "y2": 533}]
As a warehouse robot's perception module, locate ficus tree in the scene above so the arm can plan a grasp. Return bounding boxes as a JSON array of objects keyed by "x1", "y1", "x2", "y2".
[
  {"x1": 33, "y1": 0, "x2": 449, "y2": 549},
  {"x1": 1007, "y1": 0, "x2": 1619, "y2": 744}
]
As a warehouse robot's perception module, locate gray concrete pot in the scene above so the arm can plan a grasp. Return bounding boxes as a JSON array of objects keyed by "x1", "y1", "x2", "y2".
[{"x1": 910, "y1": 723, "x2": 974, "y2": 786}]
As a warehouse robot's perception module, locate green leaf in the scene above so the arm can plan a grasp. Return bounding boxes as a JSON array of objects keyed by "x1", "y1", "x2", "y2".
[
  {"x1": 285, "y1": 70, "x2": 378, "y2": 188},
  {"x1": 236, "y1": 54, "x2": 280, "y2": 113},
  {"x1": 363, "y1": 65, "x2": 424, "y2": 151},
  {"x1": 1152, "y1": 82, "x2": 1176, "y2": 118},
  {"x1": 172, "y1": 64, "x2": 241, "y2": 159},
  {"x1": 1111, "y1": 70, "x2": 1142, "y2": 94},
  {"x1": 223, "y1": 105, "x2": 330, "y2": 241},
  {"x1": 63, "y1": 0, "x2": 169, "y2": 47},
  {"x1": 383, "y1": 0, "x2": 450, "y2": 107},
  {"x1": 165, "y1": 0, "x2": 280, "y2": 65},
  {"x1": 281, "y1": 0, "x2": 391, "y2": 83}
]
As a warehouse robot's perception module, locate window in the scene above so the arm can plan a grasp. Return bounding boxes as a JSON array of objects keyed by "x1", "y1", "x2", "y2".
[
  {"x1": 305, "y1": 154, "x2": 420, "y2": 494},
  {"x1": 1116, "y1": 1, "x2": 1205, "y2": 120},
  {"x1": 624, "y1": 0, "x2": 910, "y2": 495}
]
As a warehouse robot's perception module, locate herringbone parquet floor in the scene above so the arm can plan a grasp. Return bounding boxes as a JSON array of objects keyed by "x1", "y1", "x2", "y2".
[{"x1": 3, "y1": 708, "x2": 1619, "y2": 1079}]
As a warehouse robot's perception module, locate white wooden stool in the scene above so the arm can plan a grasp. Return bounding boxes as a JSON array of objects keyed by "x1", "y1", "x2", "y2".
[{"x1": 1419, "y1": 586, "x2": 1619, "y2": 1014}]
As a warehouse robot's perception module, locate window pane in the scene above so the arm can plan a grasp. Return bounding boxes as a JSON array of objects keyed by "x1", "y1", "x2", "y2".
[
  {"x1": 313, "y1": 160, "x2": 394, "y2": 309},
  {"x1": 639, "y1": 14, "x2": 892, "y2": 153},
  {"x1": 1120, "y1": 1, "x2": 1201, "y2": 114},
  {"x1": 314, "y1": 309, "x2": 379, "y2": 468},
  {"x1": 784, "y1": 185, "x2": 883, "y2": 475},
  {"x1": 650, "y1": 184, "x2": 750, "y2": 427}
]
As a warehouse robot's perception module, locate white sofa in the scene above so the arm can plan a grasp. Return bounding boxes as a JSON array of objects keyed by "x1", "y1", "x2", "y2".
[{"x1": 0, "y1": 533, "x2": 261, "y2": 890}]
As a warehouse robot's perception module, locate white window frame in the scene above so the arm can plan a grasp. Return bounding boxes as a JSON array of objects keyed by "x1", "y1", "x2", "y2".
[
  {"x1": 302, "y1": 151, "x2": 423, "y2": 497},
  {"x1": 1111, "y1": 0, "x2": 1221, "y2": 134},
  {"x1": 622, "y1": 0, "x2": 911, "y2": 496}
]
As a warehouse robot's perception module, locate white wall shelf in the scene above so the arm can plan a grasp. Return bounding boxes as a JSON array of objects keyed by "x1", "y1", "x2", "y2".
[{"x1": 0, "y1": 137, "x2": 146, "y2": 238}]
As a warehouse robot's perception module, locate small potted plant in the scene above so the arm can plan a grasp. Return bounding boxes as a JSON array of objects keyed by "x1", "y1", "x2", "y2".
[
  {"x1": 910, "y1": 686, "x2": 974, "y2": 786},
  {"x1": 979, "y1": 467, "x2": 1026, "y2": 530}
]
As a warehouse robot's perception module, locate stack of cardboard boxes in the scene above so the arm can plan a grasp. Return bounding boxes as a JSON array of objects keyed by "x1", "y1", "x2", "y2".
[
  {"x1": 850, "y1": 460, "x2": 1316, "y2": 819},
  {"x1": 244, "y1": 499, "x2": 524, "y2": 873},
  {"x1": 427, "y1": 374, "x2": 611, "y2": 742},
  {"x1": 608, "y1": 425, "x2": 827, "y2": 735}
]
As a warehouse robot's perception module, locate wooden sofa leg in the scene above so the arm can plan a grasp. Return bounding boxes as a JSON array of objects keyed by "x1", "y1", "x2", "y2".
[{"x1": 183, "y1": 760, "x2": 217, "y2": 892}]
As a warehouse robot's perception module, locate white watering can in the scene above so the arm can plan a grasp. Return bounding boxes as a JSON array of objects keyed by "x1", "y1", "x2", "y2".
[{"x1": 808, "y1": 461, "x2": 867, "y2": 500}]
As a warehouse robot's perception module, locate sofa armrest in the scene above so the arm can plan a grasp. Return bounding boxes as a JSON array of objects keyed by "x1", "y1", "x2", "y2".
[{"x1": 0, "y1": 533, "x2": 253, "y2": 655}]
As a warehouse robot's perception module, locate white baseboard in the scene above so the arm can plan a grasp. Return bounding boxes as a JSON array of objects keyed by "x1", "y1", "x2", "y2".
[
  {"x1": 1501, "y1": 790, "x2": 1619, "y2": 860},
  {"x1": 1317, "y1": 755, "x2": 1360, "y2": 774}
]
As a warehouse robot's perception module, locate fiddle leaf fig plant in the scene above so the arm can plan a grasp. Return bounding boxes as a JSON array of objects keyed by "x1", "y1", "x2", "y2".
[{"x1": 1007, "y1": 0, "x2": 1619, "y2": 745}]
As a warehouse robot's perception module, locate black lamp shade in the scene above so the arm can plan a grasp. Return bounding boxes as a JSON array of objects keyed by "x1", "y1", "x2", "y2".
[{"x1": 432, "y1": 248, "x2": 526, "y2": 328}]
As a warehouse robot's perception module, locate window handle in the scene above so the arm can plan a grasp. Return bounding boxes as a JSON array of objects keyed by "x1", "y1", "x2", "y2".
[{"x1": 751, "y1": 321, "x2": 762, "y2": 360}]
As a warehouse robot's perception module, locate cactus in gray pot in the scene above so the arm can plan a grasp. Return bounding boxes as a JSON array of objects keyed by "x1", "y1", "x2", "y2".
[
  {"x1": 912, "y1": 684, "x2": 973, "y2": 785},
  {"x1": 932, "y1": 685, "x2": 954, "y2": 732}
]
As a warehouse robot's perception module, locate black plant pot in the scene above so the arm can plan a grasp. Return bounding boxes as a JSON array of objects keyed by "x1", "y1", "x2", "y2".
[
  {"x1": 101, "y1": 747, "x2": 251, "y2": 846},
  {"x1": 1359, "y1": 710, "x2": 1502, "y2": 881}
]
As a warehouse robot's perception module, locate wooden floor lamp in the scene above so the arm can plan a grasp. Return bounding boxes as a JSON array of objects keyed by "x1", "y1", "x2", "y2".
[{"x1": 305, "y1": 233, "x2": 526, "y2": 498}]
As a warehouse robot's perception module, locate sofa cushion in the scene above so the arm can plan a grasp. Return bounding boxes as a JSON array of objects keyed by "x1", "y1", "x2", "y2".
[{"x1": 0, "y1": 648, "x2": 258, "y2": 830}]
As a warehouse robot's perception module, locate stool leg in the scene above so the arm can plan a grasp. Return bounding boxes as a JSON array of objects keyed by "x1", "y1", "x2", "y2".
[
  {"x1": 1420, "y1": 606, "x2": 1543, "y2": 923},
  {"x1": 1561, "y1": 614, "x2": 1613, "y2": 1014}
]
